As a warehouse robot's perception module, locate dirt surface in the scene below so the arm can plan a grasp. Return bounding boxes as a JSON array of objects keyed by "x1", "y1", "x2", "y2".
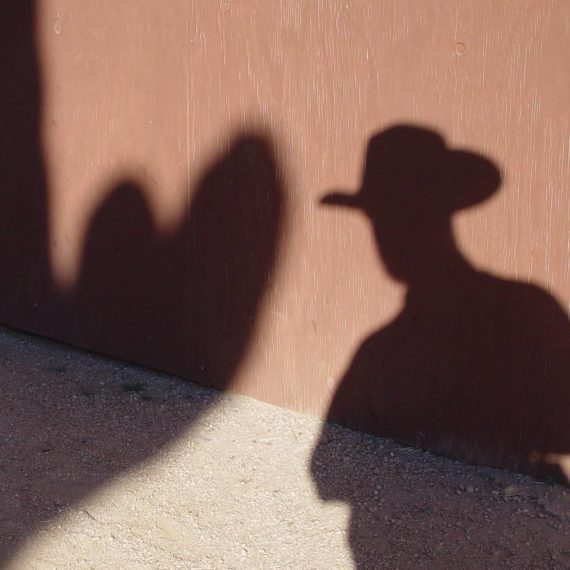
[{"x1": 0, "y1": 326, "x2": 569, "y2": 569}]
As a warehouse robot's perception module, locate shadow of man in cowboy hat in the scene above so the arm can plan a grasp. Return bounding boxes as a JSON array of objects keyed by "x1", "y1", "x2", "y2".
[{"x1": 311, "y1": 124, "x2": 570, "y2": 565}]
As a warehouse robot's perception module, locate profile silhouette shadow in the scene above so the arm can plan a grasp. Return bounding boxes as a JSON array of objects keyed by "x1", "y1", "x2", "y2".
[
  {"x1": 0, "y1": 133, "x2": 284, "y2": 563},
  {"x1": 1, "y1": 2, "x2": 286, "y2": 561},
  {"x1": 68, "y1": 134, "x2": 282, "y2": 386},
  {"x1": 311, "y1": 125, "x2": 570, "y2": 566}
]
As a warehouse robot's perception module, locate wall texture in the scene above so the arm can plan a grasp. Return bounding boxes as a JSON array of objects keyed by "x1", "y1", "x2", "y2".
[{"x1": 1, "y1": 1, "x2": 569, "y2": 479}]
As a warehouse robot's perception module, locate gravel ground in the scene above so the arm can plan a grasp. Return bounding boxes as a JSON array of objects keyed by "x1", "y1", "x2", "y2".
[{"x1": 0, "y1": 326, "x2": 569, "y2": 569}]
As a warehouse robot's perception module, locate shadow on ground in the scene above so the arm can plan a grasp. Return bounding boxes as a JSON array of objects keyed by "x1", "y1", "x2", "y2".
[
  {"x1": 0, "y1": 1, "x2": 285, "y2": 563},
  {"x1": 2, "y1": 327, "x2": 570, "y2": 568},
  {"x1": 0, "y1": 327, "x2": 216, "y2": 560},
  {"x1": 312, "y1": 421, "x2": 570, "y2": 569}
]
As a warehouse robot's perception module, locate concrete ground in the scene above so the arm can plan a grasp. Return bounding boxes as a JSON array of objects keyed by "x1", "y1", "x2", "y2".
[{"x1": 0, "y1": 326, "x2": 569, "y2": 569}]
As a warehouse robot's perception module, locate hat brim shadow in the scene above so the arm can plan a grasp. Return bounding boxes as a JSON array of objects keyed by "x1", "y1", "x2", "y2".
[{"x1": 320, "y1": 191, "x2": 361, "y2": 208}]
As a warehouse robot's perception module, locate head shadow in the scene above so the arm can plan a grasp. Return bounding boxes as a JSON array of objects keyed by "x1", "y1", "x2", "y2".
[{"x1": 322, "y1": 125, "x2": 501, "y2": 284}]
